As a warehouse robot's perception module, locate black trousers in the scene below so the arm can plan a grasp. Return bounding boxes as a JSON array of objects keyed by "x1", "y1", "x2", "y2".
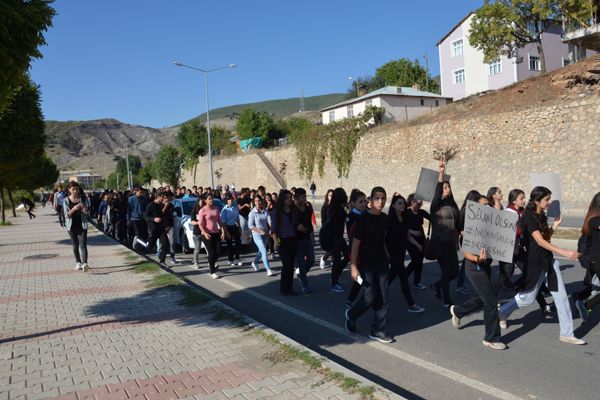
[
  {"x1": 454, "y1": 261, "x2": 502, "y2": 342},
  {"x1": 406, "y1": 242, "x2": 424, "y2": 285},
  {"x1": 330, "y1": 238, "x2": 349, "y2": 285},
  {"x1": 577, "y1": 260, "x2": 600, "y2": 309},
  {"x1": 278, "y1": 237, "x2": 298, "y2": 294},
  {"x1": 498, "y1": 261, "x2": 515, "y2": 287},
  {"x1": 348, "y1": 267, "x2": 390, "y2": 333},
  {"x1": 434, "y1": 243, "x2": 459, "y2": 304},
  {"x1": 144, "y1": 227, "x2": 169, "y2": 263},
  {"x1": 388, "y1": 255, "x2": 415, "y2": 306},
  {"x1": 201, "y1": 233, "x2": 221, "y2": 274},
  {"x1": 224, "y1": 225, "x2": 241, "y2": 261},
  {"x1": 68, "y1": 228, "x2": 88, "y2": 264}
]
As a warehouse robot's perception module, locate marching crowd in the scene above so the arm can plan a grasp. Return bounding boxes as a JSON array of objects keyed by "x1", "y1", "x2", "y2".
[{"x1": 49, "y1": 159, "x2": 600, "y2": 350}]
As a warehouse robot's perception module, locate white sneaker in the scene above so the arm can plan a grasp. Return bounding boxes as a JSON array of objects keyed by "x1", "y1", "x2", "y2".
[
  {"x1": 75, "y1": 262, "x2": 82, "y2": 271},
  {"x1": 136, "y1": 238, "x2": 148, "y2": 248},
  {"x1": 169, "y1": 257, "x2": 177, "y2": 265},
  {"x1": 251, "y1": 262, "x2": 258, "y2": 272},
  {"x1": 267, "y1": 270, "x2": 273, "y2": 277},
  {"x1": 559, "y1": 336, "x2": 586, "y2": 345},
  {"x1": 211, "y1": 273, "x2": 218, "y2": 279},
  {"x1": 230, "y1": 261, "x2": 236, "y2": 266},
  {"x1": 236, "y1": 260, "x2": 243, "y2": 266},
  {"x1": 294, "y1": 268, "x2": 300, "y2": 276},
  {"x1": 81, "y1": 263, "x2": 89, "y2": 272},
  {"x1": 193, "y1": 263, "x2": 200, "y2": 270},
  {"x1": 320, "y1": 257, "x2": 326, "y2": 269}
]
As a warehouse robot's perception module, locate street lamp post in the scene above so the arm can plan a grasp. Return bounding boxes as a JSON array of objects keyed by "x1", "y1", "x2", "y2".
[
  {"x1": 174, "y1": 61, "x2": 236, "y2": 189},
  {"x1": 123, "y1": 136, "x2": 132, "y2": 189}
]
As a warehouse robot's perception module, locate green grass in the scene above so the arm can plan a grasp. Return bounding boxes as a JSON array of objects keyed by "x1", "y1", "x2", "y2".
[
  {"x1": 0, "y1": 221, "x2": 12, "y2": 226},
  {"x1": 132, "y1": 262, "x2": 160, "y2": 274},
  {"x1": 147, "y1": 273, "x2": 182, "y2": 289},
  {"x1": 177, "y1": 286, "x2": 211, "y2": 307}
]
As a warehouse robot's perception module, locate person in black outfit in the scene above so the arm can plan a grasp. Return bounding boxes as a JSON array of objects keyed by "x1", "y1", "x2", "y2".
[
  {"x1": 386, "y1": 194, "x2": 425, "y2": 313},
  {"x1": 21, "y1": 197, "x2": 36, "y2": 219},
  {"x1": 346, "y1": 189, "x2": 367, "y2": 308},
  {"x1": 449, "y1": 193, "x2": 507, "y2": 350},
  {"x1": 319, "y1": 189, "x2": 334, "y2": 267},
  {"x1": 575, "y1": 192, "x2": 600, "y2": 322},
  {"x1": 345, "y1": 186, "x2": 393, "y2": 343},
  {"x1": 406, "y1": 193, "x2": 430, "y2": 289},
  {"x1": 329, "y1": 188, "x2": 349, "y2": 293},
  {"x1": 136, "y1": 191, "x2": 169, "y2": 264},
  {"x1": 430, "y1": 159, "x2": 460, "y2": 308},
  {"x1": 271, "y1": 189, "x2": 299, "y2": 295}
]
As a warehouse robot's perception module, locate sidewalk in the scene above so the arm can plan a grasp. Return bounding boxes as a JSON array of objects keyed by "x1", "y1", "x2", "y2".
[{"x1": 0, "y1": 209, "x2": 402, "y2": 400}]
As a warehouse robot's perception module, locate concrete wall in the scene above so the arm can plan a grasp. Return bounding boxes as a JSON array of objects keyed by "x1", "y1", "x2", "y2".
[
  {"x1": 181, "y1": 95, "x2": 600, "y2": 208},
  {"x1": 380, "y1": 96, "x2": 449, "y2": 123}
]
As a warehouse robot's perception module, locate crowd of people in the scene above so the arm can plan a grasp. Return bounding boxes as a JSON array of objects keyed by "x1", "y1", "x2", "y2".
[{"x1": 48, "y1": 160, "x2": 600, "y2": 350}]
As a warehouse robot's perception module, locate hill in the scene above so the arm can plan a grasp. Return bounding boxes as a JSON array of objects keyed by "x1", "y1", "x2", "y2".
[{"x1": 44, "y1": 93, "x2": 344, "y2": 177}]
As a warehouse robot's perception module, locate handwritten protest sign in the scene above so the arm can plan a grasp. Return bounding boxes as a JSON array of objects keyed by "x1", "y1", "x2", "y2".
[
  {"x1": 530, "y1": 173, "x2": 561, "y2": 218},
  {"x1": 414, "y1": 167, "x2": 451, "y2": 202},
  {"x1": 462, "y1": 201, "x2": 518, "y2": 263}
]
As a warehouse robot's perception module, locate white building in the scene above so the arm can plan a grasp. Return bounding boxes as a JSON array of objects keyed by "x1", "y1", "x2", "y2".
[{"x1": 320, "y1": 86, "x2": 451, "y2": 125}]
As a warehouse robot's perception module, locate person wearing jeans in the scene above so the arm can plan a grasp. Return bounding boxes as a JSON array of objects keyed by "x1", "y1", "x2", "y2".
[
  {"x1": 63, "y1": 181, "x2": 91, "y2": 272},
  {"x1": 190, "y1": 197, "x2": 205, "y2": 269},
  {"x1": 221, "y1": 194, "x2": 242, "y2": 266},
  {"x1": 248, "y1": 196, "x2": 273, "y2": 276}
]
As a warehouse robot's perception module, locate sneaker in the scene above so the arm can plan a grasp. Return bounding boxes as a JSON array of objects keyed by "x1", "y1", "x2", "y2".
[
  {"x1": 408, "y1": 304, "x2": 426, "y2": 314},
  {"x1": 211, "y1": 273, "x2": 218, "y2": 279},
  {"x1": 251, "y1": 262, "x2": 258, "y2": 272},
  {"x1": 75, "y1": 262, "x2": 83, "y2": 271},
  {"x1": 576, "y1": 299, "x2": 590, "y2": 323},
  {"x1": 294, "y1": 268, "x2": 300, "y2": 276},
  {"x1": 413, "y1": 283, "x2": 427, "y2": 290},
  {"x1": 169, "y1": 257, "x2": 177, "y2": 265},
  {"x1": 456, "y1": 286, "x2": 470, "y2": 295},
  {"x1": 541, "y1": 304, "x2": 556, "y2": 317},
  {"x1": 449, "y1": 305, "x2": 461, "y2": 328},
  {"x1": 559, "y1": 336, "x2": 586, "y2": 345},
  {"x1": 344, "y1": 309, "x2": 356, "y2": 333},
  {"x1": 330, "y1": 283, "x2": 344, "y2": 293},
  {"x1": 320, "y1": 257, "x2": 326, "y2": 269},
  {"x1": 499, "y1": 317, "x2": 508, "y2": 329},
  {"x1": 369, "y1": 331, "x2": 393, "y2": 343},
  {"x1": 483, "y1": 340, "x2": 508, "y2": 350},
  {"x1": 266, "y1": 270, "x2": 273, "y2": 277},
  {"x1": 193, "y1": 263, "x2": 200, "y2": 270},
  {"x1": 135, "y1": 238, "x2": 148, "y2": 248},
  {"x1": 81, "y1": 263, "x2": 89, "y2": 272},
  {"x1": 301, "y1": 286, "x2": 312, "y2": 294},
  {"x1": 430, "y1": 284, "x2": 441, "y2": 300},
  {"x1": 236, "y1": 260, "x2": 243, "y2": 266},
  {"x1": 229, "y1": 261, "x2": 236, "y2": 266}
]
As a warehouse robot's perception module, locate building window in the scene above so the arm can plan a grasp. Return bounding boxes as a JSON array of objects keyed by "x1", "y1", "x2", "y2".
[
  {"x1": 420, "y1": 99, "x2": 424, "y2": 106},
  {"x1": 488, "y1": 59, "x2": 502, "y2": 75},
  {"x1": 365, "y1": 99, "x2": 372, "y2": 107},
  {"x1": 328, "y1": 110, "x2": 335, "y2": 122},
  {"x1": 451, "y1": 39, "x2": 464, "y2": 57},
  {"x1": 435, "y1": 100, "x2": 439, "y2": 106},
  {"x1": 529, "y1": 55, "x2": 540, "y2": 71},
  {"x1": 347, "y1": 105, "x2": 354, "y2": 118},
  {"x1": 453, "y1": 69, "x2": 465, "y2": 84}
]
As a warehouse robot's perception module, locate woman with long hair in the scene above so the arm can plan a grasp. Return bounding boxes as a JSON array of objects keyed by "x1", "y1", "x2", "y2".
[
  {"x1": 265, "y1": 193, "x2": 276, "y2": 258},
  {"x1": 190, "y1": 196, "x2": 206, "y2": 270},
  {"x1": 575, "y1": 192, "x2": 600, "y2": 322},
  {"x1": 271, "y1": 190, "x2": 298, "y2": 295},
  {"x1": 64, "y1": 181, "x2": 91, "y2": 272},
  {"x1": 248, "y1": 195, "x2": 273, "y2": 276},
  {"x1": 486, "y1": 187, "x2": 504, "y2": 210},
  {"x1": 386, "y1": 193, "x2": 425, "y2": 313},
  {"x1": 456, "y1": 190, "x2": 484, "y2": 296},
  {"x1": 198, "y1": 193, "x2": 228, "y2": 279},
  {"x1": 320, "y1": 189, "x2": 335, "y2": 268},
  {"x1": 499, "y1": 186, "x2": 585, "y2": 345},
  {"x1": 430, "y1": 160, "x2": 460, "y2": 308},
  {"x1": 329, "y1": 188, "x2": 349, "y2": 293}
]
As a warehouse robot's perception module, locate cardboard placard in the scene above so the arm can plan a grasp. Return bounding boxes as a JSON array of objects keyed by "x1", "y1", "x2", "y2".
[
  {"x1": 530, "y1": 173, "x2": 561, "y2": 218},
  {"x1": 414, "y1": 167, "x2": 451, "y2": 202},
  {"x1": 462, "y1": 201, "x2": 518, "y2": 264}
]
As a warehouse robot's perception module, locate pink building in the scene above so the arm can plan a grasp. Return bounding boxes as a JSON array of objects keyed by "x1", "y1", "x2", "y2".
[{"x1": 437, "y1": 12, "x2": 595, "y2": 101}]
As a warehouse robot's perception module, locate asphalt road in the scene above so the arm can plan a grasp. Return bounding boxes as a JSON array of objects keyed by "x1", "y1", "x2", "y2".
[{"x1": 140, "y1": 241, "x2": 600, "y2": 400}]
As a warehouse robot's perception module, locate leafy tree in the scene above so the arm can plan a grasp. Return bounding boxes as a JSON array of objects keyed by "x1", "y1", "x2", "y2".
[
  {"x1": 178, "y1": 119, "x2": 208, "y2": 180},
  {"x1": 361, "y1": 105, "x2": 386, "y2": 125},
  {"x1": 0, "y1": 75, "x2": 46, "y2": 224},
  {"x1": 210, "y1": 125, "x2": 237, "y2": 156},
  {"x1": 137, "y1": 161, "x2": 154, "y2": 185},
  {"x1": 153, "y1": 145, "x2": 181, "y2": 188},
  {"x1": 0, "y1": 0, "x2": 55, "y2": 112},
  {"x1": 469, "y1": 0, "x2": 595, "y2": 73},
  {"x1": 236, "y1": 108, "x2": 275, "y2": 142},
  {"x1": 375, "y1": 58, "x2": 439, "y2": 93},
  {"x1": 274, "y1": 116, "x2": 313, "y2": 139},
  {"x1": 115, "y1": 155, "x2": 142, "y2": 182}
]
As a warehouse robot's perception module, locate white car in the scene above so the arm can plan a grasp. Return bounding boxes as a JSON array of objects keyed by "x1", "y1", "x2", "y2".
[{"x1": 171, "y1": 197, "x2": 253, "y2": 254}]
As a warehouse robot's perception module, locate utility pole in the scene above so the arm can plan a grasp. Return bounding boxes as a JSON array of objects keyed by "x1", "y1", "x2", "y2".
[
  {"x1": 124, "y1": 137, "x2": 132, "y2": 189},
  {"x1": 424, "y1": 51, "x2": 429, "y2": 89}
]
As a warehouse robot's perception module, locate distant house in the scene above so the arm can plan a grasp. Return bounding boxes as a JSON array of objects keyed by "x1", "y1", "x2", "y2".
[
  {"x1": 563, "y1": 1, "x2": 600, "y2": 52},
  {"x1": 437, "y1": 12, "x2": 595, "y2": 101},
  {"x1": 320, "y1": 86, "x2": 451, "y2": 125}
]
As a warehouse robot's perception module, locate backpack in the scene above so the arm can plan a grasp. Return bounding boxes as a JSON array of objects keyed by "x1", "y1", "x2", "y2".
[
  {"x1": 577, "y1": 233, "x2": 592, "y2": 269},
  {"x1": 319, "y1": 215, "x2": 334, "y2": 252}
]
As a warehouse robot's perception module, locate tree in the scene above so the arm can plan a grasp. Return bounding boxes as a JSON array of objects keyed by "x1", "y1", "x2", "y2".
[
  {"x1": 115, "y1": 155, "x2": 142, "y2": 183},
  {"x1": 0, "y1": 0, "x2": 55, "y2": 113},
  {"x1": 236, "y1": 108, "x2": 275, "y2": 142},
  {"x1": 178, "y1": 119, "x2": 208, "y2": 180},
  {"x1": 210, "y1": 125, "x2": 237, "y2": 155},
  {"x1": 0, "y1": 75, "x2": 47, "y2": 224},
  {"x1": 137, "y1": 161, "x2": 154, "y2": 185},
  {"x1": 375, "y1": 58, "x2": 439, "y2": 93},
  {"x1": 153, "y1": 145, "x2": 181, "y2": 188},
  {"x1": 469, "y1": 0, "x2": 595, "y2": 73}
]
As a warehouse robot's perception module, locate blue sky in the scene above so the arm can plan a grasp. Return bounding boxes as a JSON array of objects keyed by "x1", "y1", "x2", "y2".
[{"x1": 30, "y1": 0, "x2": 481, "y2": 128}]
